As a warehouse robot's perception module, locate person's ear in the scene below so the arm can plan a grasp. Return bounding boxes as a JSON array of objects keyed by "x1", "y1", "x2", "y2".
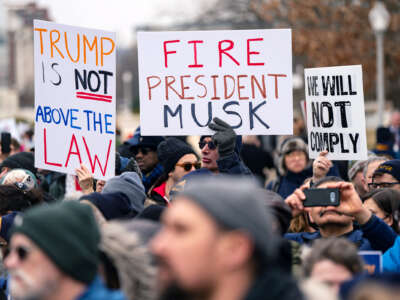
[
  {"x1": 386, "y1": 215, "x2": 394, "y2": 227},
  {"x1": 216, "y1": 231, "x2": 254, "y2": 271}
]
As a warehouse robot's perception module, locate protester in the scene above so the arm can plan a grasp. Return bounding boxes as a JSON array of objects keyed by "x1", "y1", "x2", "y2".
[
  {"x1": 101, "y1": 172, "x2": 146, "y2": 214},
  {"x1": 100, "y1": 219, "x2": 160, "y2": 300},
  {"x1": 147, "y1": 138, "x2": 199, "y2": 206},
  {"x1": 0, "y1": 184, "x2": 43, "y2": 215},
  {"x1": 302, "y1": 238, "x2": 364, "y2": 295},
  {"x1": 0, "y1": 152, "x2": 36, "y2": 179},
  {"x1": 4, "y1": 201, "x2": 126, "y2": 300},
  {"x1": 347, "y1": 160, "x2": 368, "y2": 197},
  {"x1": 371, "y1": 160, "x2": 400, "y2": 191},
  {"x1": 127, "y1": 130, "x2": 165, "y2": 192},
  {"x1": 267, "y1": 138, "x2": 338, "y2": 198},
  {"x1": 151, "y1": 176, "x2": 303, "y2": 300},
  {"x1": 363, "y1": 156, "x2": 388, "y2": 191},
  {"x1": 198, "y1": 118, "x2": 251, "y2": 175},
  {"x1": 362, "y1": 189, "x2": 400, "y2": 233},
  {"x1": 285, "y1": 176, "x2": 396, "y2": 251}
]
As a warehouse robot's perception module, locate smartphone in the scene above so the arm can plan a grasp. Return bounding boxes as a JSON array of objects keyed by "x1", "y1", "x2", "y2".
[
  {"x1": 303, "y1": 188, "x2": 340, "y2": 207},
  {"x1": 1, "y1": 132, "x2": 11, "y2": 154}
]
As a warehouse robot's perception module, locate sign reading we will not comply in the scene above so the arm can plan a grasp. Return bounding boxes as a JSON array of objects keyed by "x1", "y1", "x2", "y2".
[
  {"x1": 305, "y1": 65, "x2": 367, "y2": 160},
  {"x1": 138, "y1": 29, "x2": 293, "y2": 136},
  {"x1": 34, "y1": 20, "x2": 116, "y2": 179}
]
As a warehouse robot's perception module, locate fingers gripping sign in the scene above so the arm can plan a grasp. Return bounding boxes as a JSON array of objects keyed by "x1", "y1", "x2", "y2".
[
  {"x1": 312, "y1": 150, "x2": 333, "y2": 182},
  {"x1": 76, "y1": 163, "x2": 94, "y2": 194}
]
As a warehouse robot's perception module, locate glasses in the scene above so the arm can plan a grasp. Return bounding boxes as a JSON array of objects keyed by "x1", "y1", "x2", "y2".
[
  {"x1": 175, "y1": 162, "x2": 201, "y2": 172},
  {"x1": 199, "y1": 141, "x2": 216, "y2": 150},
  {"x1": 3, "y1": 245, "x2": 32, "y2": 261},
  {"x1": 132, "y1": 147, "x2": 154, "y2": 156},
  {"x1": 368, "y1": 182, "x2": 400, "y2": 189}
]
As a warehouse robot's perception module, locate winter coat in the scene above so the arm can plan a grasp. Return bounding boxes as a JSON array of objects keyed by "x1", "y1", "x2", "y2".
[
  {"x1": 77, "y1": 277, "x2": 126, "y2": 300},
  {"x1": 383, "y1": 236, "x2": 400, "y2": 272},
  {"x1": 285, "y1": 215, "x2": 396, "y2": 252}
]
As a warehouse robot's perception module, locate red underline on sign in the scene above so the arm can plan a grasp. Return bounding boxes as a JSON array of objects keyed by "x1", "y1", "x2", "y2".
[{"x1": 76, "y1": 92, "x2": 112, "y2": 103}]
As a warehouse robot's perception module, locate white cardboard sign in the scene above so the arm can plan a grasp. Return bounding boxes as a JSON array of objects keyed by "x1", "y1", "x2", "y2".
[
  {"x1": 304, "y1": 65, "x2": 367, "y2": 160},
  {"x1": 34, "y1": 20, "x2": 116, "y2": 179},
  {"x1": 137, "y1": 29, "x2": 293, "y2": 136}
]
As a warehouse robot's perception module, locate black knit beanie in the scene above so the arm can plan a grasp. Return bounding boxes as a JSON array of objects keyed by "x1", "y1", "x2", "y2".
[
  {"x1": 157, "y1": 138, "x2": 196, "y2": 175},
  {"x1": 11, "y1": 201, "x2": 100, "y2": 284},
  {"x1": 0, "y1": 152, "x2": 36, "y2": 175}
]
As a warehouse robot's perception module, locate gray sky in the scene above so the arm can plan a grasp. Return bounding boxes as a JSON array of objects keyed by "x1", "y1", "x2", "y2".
[{"x1": 8, "y1": 0, "x2": 215, "y2": 47}]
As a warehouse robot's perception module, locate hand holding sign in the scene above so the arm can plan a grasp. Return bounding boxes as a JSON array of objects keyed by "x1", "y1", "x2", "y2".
[
  {"x1": 76, "y1": 164, "x2": 94, "y2": 195},
  {"x1": 312, "y1": 150, "x2": 332, "y2": 182},
  {"x1": 209, "y1": 118, "x2": 236, "y2": 158}
]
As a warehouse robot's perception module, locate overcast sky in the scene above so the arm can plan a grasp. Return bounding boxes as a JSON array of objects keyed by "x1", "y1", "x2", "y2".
[{"x1": 8, "y1": 0, "x2": 215, "y2": 47}]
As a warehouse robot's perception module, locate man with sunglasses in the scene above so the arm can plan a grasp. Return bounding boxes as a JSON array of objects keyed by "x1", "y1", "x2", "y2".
[
  {"x1": 371, "y1": 160, "x2": 400, "y2": 191},
  {"x1": 128, "y1": 130, "x2": 165, "y2": 193},
  {"x1": 4, "y1": 201, "x2": 126, "y2": 300},
  {"x1": 198, "y1": 118, "x2": 251, "y2": 175},
  {"x1": 147, "y1": 138, "x2": 199, "y2": 206}
]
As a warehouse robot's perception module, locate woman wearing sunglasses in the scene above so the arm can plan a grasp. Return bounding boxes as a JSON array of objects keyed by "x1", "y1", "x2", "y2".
[{"x1": 146, "y1": 138, "x2": 199, "y2": 206}]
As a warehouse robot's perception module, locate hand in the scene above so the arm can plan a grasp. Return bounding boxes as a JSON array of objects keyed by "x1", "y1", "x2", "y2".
[
  {"x1": 75, "y1": 164, "x2": 94, "y2": 194},
  {"x1": 284, "y1": 184, "x2": 310, "y2": 217},
  {"x1": 208, "y1": 117, "x2": 236, "y2": 158},
  {"x1": 312, "y1": 151, "x2": 332, "y2": 182},
  {"x1": 324, "y1": 181, "x2": 372, "y2": 225}
]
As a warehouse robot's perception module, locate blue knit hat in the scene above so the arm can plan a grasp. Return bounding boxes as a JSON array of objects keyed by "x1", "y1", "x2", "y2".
[{"x1": 373, "y1": 160, "x2": 400, "y2": 182}]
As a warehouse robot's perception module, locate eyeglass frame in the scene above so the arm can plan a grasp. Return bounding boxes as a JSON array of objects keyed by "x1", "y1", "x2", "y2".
[
  {"x1": 175, "y1": 162, "x2": 201, "y2": 172},
  {"x1": 198, "y1": 141, "x2": 216, "y2": 150},
  {"x1": 368, "y1": 182, "x2": 400, "y2": 189},
  {"x1": 3, "y1": 245, "x2": 33, "y2": 262},
  {"x1": 132, "y1": 147, "x2": 156, "y2": 156}
]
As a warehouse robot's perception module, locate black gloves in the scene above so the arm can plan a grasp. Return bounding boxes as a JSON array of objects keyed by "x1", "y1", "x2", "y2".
[{"x1": 208, "y1": 117, "x2": 236, "y2": 158}]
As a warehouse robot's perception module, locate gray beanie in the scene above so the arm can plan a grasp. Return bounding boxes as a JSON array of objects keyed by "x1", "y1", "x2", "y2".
[
  {"x1": 102, "y1": 172, "x2": 146, "y2": 214},
  {"x1": 177, "y1": 176, "x2": 276, "y2": 263},
  {"x1": 348, "y1": 160, "x2": 367, "y2": 181}
]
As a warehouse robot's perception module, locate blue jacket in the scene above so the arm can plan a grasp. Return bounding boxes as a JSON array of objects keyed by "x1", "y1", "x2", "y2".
[
  {"x1": 383, "y1": 237, "x2": 400, "y2": 272},
  {"x1": 285, "y1": 215, "x2": 396, "y2": 252},
  {"x1": 77, "y1": 277, "x2": 126, "y2": 300}
]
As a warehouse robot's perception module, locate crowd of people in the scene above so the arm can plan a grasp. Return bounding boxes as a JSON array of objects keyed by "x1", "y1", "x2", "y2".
[{"x1": 0, "y1": 112, "x2": 400, "y2": 300}]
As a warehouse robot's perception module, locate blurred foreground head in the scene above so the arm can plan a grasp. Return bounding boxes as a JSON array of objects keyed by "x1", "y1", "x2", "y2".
[
  {"x1": 151, "y1": 175, "x2": 279, "y2": 300},
  {"x1": 5, "y1": 201, "x2": 101, "y2": 300}
]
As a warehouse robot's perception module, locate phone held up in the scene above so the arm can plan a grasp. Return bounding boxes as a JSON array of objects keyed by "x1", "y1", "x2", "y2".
[{"x1": 303, "y1": 188, "x2": 340, "y2": 207}]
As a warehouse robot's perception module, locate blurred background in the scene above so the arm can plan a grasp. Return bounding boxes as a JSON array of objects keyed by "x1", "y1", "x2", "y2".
[{"x1": 0, "y1": 0, "x2": 399, "y2": 146}]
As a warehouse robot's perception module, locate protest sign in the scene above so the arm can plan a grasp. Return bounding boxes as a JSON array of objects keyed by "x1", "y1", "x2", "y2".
[
  {"x1": 33, "y1": 20, "x2": 116, "y2": 179},
  {"x1": 359, "y1": 251, "x2": 383, "y2": 274},
  {"x1": 137, "y1": 29, "x2": 292, "y2": 135},
  {"x1": 304, "y1": 65, "x2": 367, "y2": 160}
]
